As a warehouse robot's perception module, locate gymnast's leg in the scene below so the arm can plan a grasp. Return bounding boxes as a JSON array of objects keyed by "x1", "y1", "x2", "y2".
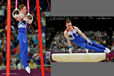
[
  {"x1": 84, "y1": 43, "x2": 104, "y2": 52},
  {"x1": 19, "y1": 39, "x2": 29, "y2": 68},
  {"x1": 84, "y1": 42, "x2": 110, "y2": 53},
  {"x1": 89, "y1": 39, "x2": 106, "y2": 49},
  {"x1": 89, "y1": 39, "x2": 110, "y2": 53}
]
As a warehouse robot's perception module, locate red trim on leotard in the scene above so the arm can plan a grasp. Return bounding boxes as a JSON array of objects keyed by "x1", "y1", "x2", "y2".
[
  {"x1": 72, "y1": 26, "x2": 75, "y2": 29},
  {"x1": 65, "y1": 26, "x2": 75, "y2": 32}
]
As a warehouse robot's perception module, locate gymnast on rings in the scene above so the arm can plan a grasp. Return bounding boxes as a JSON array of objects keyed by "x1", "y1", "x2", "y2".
[
  {"x1": 64, "y1": 19, "x2": 111, "y2": 54},
  {"x1": 12, "y1": 4, "x2": 33, "y2": 73}
]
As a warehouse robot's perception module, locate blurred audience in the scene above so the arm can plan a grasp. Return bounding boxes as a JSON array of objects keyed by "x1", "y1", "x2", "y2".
[
  {"x1": 17, "y1": 60, "x2": 24, "y2": 69},
  {"x1": 0, "y1": 62, "x2": 5, "y2": 70},
  {"x1": 29, "y1": 59, "x2": 37, "y2": 69}
]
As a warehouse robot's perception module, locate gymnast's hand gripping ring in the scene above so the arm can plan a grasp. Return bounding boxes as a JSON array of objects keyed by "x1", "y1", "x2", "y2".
[
  {"x1": 26, "y1": 13, "x2": 33, "y2": 24},
  {"x1": 12, "y1": 8, "x2": 20, "y2": 18}
]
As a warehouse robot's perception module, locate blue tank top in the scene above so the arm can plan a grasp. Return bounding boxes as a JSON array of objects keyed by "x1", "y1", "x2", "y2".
[
  {"x1": 66, "y1": 26, "x2": 86, "y2": 44},
  {"x1": 17, "y1": 18, "x2": 28, "y2": 40},
  {"x1": 18, "y1": 18, "x2": 27, "y2": 33}
]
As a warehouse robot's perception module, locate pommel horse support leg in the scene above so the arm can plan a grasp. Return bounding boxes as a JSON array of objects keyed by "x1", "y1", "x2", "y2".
[{"x1": 52, "y1": 53, "x2": 106, "y2": 62}]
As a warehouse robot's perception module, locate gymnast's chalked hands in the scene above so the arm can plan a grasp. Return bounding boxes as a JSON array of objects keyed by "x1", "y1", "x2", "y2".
[
  {"x1": 69, "y1": 46, "x2": 73, "y2": 53},
  {"x1": 12, "y1": 8, "x2": 20, "y2": 18},
  {"x1": 26, "y1": 13, "x2": 33, "y2": 24},
  {"x1": 12, "y1": 8, "x2": 25, "y2": 21}
]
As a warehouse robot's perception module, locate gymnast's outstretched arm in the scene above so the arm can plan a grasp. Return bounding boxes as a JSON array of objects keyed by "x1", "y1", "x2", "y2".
[
  {"x1": 26, "y1": 14, "x2": 33, "y2": 24},
  {"x1": 64, "y1": 31, "x2": 73, "y2": 52}
]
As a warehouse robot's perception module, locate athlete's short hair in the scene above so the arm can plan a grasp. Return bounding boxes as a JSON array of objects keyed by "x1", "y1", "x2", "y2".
[
  {"x1": 18, "y1": 4, "x2": 26, "y2": 11},
  {"x1": 66, "y1": 19, "x2": 71, "y2": 24}
]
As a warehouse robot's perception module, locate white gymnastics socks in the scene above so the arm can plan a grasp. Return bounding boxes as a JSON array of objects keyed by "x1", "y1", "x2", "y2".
[
  {"x1": 25, "y1": 66, "x2": 31, "y2": 74},
  {"x1": 104, "y1": 48, "x2": 111, "y2": 54}
]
